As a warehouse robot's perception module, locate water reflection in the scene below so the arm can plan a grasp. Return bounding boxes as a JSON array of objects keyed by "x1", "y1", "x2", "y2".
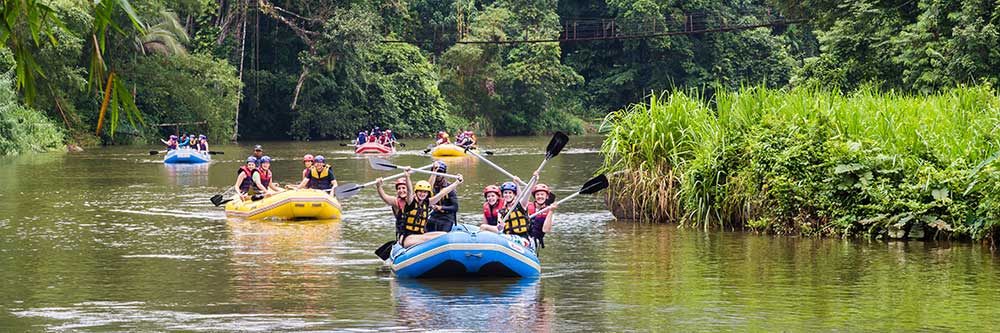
[
  {"x1": 162, "y1": 163, "x2": 210, "y2": 187},
  {"x1": 392, "y1": 278, "x2": 554, "y2": 331},
  {"x1": 226, "y1": 219, "x2": 342, "y2": 313}
]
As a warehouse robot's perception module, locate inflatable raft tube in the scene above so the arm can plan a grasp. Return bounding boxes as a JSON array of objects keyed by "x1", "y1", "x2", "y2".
[
  {"x1": 163, "y1": 149, "x2": 211, "y2": 164},
  {"x1": 390, "y1": 224, "x2": 540, "y2": 278},
  {"x1": 355, "y1": 142, "x2": 395, "y2": 154},
  {"x1": 225, "y1": 189, "x2": 342, "y2": 220},
  {"x1": 429, "y1": 143, "x2": 472, "y2": 157}
]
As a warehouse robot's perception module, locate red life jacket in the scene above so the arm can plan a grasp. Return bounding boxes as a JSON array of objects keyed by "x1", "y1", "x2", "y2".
[
  {"x1": 237, "y1": 166, "x2": 255, "y2": 193},
  {"x1": 482, "y1": 200, "x2": 505, "y2": 226},
  {"x1": 258, "y1": 168, "x2": 272, "y2": 188},
  {"x1": 526, "y1": 201, "x2": 550, "y2": 247}
]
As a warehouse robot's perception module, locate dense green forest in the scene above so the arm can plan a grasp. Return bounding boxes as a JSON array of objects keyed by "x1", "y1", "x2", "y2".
[{"x1": 2, "y1": 0, "x2": 1000, "y2": 151}]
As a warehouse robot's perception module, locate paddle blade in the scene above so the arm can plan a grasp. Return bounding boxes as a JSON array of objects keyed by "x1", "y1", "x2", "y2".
[
  {"x1": 208, "y1": 151, "x2": 224, "y2": 155},
  {"x1": 579, "y1": 174, "x2": 609, "y2": 195},
  {"x1": 339, "y1": 143, "x2": 348, "y2": 146},
  {"x1": 399, "y1": 142, "x2": 406, "y2": 147},
  {"x1": 149, "y1": 150, "x2": 160, "y2": 155},
  {"x1": 374, "y1": 240, "x2": 395, "y2": 260},
  {"x1": 545, "y1": 132, "x2": 570, "y2": 159},
  {"x1": 334, "y1": 183, "x2": 364, "y2": 199},
  {"x1": 210, "y1": 194, "x2": 224, "y2": 206},
  {"x1": 483, "y1": 151, "x2": 494, "y2": 156},
  {"x1": 368, "y1": 157, "x2": 398, "y2": 171}
]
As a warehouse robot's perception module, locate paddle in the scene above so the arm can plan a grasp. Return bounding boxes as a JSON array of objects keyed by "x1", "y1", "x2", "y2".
[
  {"x1": 528, "y1": 174, "x2": 609, "y2": 218},
  {"x1": 374, "y1": 240, "x2": 395, "y2": 260},
  {"x1": 207, "y1": 151, "x2": 224, "y2": 155},
  {"x1": 210, "y1": 187, "x2": 237, "y2": 206},
  {"x1": 464, "y1": 147, "x2": 527, "y2": 186},
  {"x1": 339, "y1": 143, "x2": 350, "y2": 147},
  {"x1": 500, "y1": 132, "x2": 570, "y2": 223},
  {"x1": 333, "y1": 163, "x2": 434, "y2": 199},
  {"x1": 423, "y1": 143, "x2": 434, "y2": 154},
  {"x1": 149, "y1": 150, "x2": 164, "y2": 155},
  {"x1": 368, "y1": 158, "x2": 461, "y2": 179}
]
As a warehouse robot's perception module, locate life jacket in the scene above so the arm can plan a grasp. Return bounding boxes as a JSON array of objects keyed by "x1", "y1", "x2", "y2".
[
  {"x1": 167, "y1": 140, "x2": 177, "y2": 150},
  {"x1": 483, "y1": 200, "x2": 505, "y2": 226},
  {"x1": 197, "y1": 140, "x2": 207, "y2": 151},
  {"x1": 401, "y1": 198, "x2": 430, "y2": 235},
  {"x1": 357, "y1": 134, "x2": 367, "y2": 144},
  {"x1": 257, "y1": 168, "x2": 272, "y2": 189},
  {"x1": 499, "y1": 203, "x2": 530, "y2": 237},
  {"x1": 237, "y1": 166, "x2": 255, "y2": 193},
  {"x1": 309, "y1": 165, "x2": 335, "y2": 190},
  {"x1": 527, "y1": 202, "x2": 549, "y2": 248}
]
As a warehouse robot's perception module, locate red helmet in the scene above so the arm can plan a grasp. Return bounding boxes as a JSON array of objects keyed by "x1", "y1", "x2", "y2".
[
  {"x1": 394, "y1": 177, "x2": 407, "y2": 188},
  {"x1": 483, "y1": 185, "x2": 501, "y2": 198},
  {"x1": 437, "y1": 131, "x2": 444, "y2": 137},
  {"x1": 531, "y1": 184, "x2": 551, "y2": 195},
  {"x1": 303, "y1": 154, "x2": 314, "y2": 162}
]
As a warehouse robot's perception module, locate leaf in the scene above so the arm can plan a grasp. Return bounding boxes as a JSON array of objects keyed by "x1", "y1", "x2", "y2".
[{"x1": 931, "y1": 188, "x2": 949, "y2": 201}]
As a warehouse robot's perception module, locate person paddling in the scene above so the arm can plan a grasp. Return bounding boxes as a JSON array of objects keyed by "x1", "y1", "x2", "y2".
[
  {"x1": 160, "y1": 135, "x2": 178, "y2": 151},
  {"x1": 426, "y1": 160, "x2": 458, "y2": 232},
  {"x1": 195, "y1": 134, "x2": 209, "y2": 152},
  {"x1": 299, "y1": 155, "x2": 337, "y2": 191},
  {"x1": 251, "y1": 145, "x2": 264, "y2": 167},
  {"x1": 397, "y1": 166, "x2": 464, "y2": 248},
  {"x1": 480, "y1": 185, "x2": 505, "y2": 233},
  {"x1": 251, "y1": 156, "x2": 282, "y2": 198},
  {"x1": 178, "y1": 134, "x2": 191, "y2": 148},
  {"x1": 357, "y1": 131, "x2": 368, "y2": 145},
  {"x1": 435, "y1": 131, "x2": 450, "y2": 145},
  {"x1": 234, "y1": 156, "x2": 258, "y2": 200}
]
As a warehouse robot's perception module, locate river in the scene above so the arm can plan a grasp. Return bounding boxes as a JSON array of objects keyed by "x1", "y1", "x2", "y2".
[{"x1": 1, "y1": 136, "x2": 998, "y2": 331}]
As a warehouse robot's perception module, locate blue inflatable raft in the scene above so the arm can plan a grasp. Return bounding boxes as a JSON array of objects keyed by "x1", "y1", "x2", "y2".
[
  {"x1": 163, "y1": 149, "x2": 211, "y2": 164},
  {"x1": 390, "y1": 224, "x2": 541, "y2": 278}
]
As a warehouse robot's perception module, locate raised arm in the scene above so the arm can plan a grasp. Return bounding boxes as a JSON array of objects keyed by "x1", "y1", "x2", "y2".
[
  {"x1": 375, "y1": 177, "x2": 397, "y2": 206},
  {"x1": 404, "y1": 167, "x2": 415, "y2": 205},
  {"x1": 430, "y1": 175, "x2": 463, "y2": 204}
]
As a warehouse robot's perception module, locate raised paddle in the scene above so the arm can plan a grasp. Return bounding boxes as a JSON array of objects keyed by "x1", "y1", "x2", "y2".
[
  {"x1": 529, "y1": 174, "x2": 609, "y2": 218},
  {"x1": 368, "y1": 157, "x2": 461, "y2": 179},
  {"x1": 501, "y1": 132, "x2": 570, "y2": 223},
  {"x1": 333, "y1": 163, "x2": 434, "y2": 199},
  {"x1": 464, "y1": 146, "x2": 527, "y2": 186}
]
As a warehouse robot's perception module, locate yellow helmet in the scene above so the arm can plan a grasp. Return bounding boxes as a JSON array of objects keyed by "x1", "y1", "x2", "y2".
[{"x1": 414, "y1": 180, "x2": 433, "y2": 193}]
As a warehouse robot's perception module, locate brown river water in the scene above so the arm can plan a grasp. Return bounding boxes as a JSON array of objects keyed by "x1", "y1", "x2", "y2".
[{"x1": 1, "y1": 136, "x2": 999, "y2": 331}]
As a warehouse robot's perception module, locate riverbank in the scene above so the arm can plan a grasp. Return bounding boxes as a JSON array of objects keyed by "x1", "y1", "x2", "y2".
[{"x1": 600, "y1": 86, "x2": 1000, "y2": 243}]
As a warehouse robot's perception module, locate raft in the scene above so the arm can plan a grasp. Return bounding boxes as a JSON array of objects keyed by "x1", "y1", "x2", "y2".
[
  {"x1": 355, "y1": 142, "x2": 395, "y2": 154},
  {"x1": 390, "y1": 224, "x2": 540, "y2": 278},
  {"x1": 430, "y1": 143, "x2": 473, "y2": 157},
  {"x1": 225, "y1": 189, "x2": 342, "y2": 220},
  {"x1": 163, "y1": 149, "x2": 211, "y2": 164}
]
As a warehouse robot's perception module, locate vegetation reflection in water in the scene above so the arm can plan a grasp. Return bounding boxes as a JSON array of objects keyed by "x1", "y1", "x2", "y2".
[{"x1": 1, "y1": 138, "x2": 1000, "y2": 331}]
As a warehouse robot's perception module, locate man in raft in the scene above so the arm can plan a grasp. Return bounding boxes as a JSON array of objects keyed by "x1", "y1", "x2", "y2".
[
  {"x1": 426, "y1": 160, "x2": 459, "y2": 232},
  {"x1": 299, "y1": 155, "x2": 338, "y2": 191},
  {"x1": 251, "y1": 145, "x2": 264, "y2": 167},
  {"x1": 397, "y1": 166, "x2": 464, "y2": 248},
  {"x1": 456, "y1": 130, "x2": 476, "y2": 148}
]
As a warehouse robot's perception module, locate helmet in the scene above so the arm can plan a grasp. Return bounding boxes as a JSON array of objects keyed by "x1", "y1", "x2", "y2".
[
  {"x1": 246, "y1": 156, "x2": 258, "y2": 163},
  {"x1": 500, "y1": 181, "x2": 518, "y2": 194},
  {"x1": 532, "y1": 184, "x2": 551, "y2": 195},
  {"x1": 199, "y1": 134, "x2": 206, "y2": 139},
  {"x1": 438, "y1": 131, "x2": 444, "y2": 137},
  {"x1": 303, "y1": 154, "x2": 314, "y2": 162},
  {"x1": 394, "y1": 177, "x2": 407, "y2": 188},
  {"x1": 443, "y1": 133, "x2": 449, "y2": 138},
  {"x1": 483, "y1": 185, "x2": 501, "y2": 198},
  {"x1": 170, "y1": 135, "x2": 177, "y2": 139},
  {"x1": 465, "y1": 131, "x2": 473, "y2": 135},
  {"x1": 359, "y1": 131, "x2": 366, "y2": 136},
  {"x1": 432, "y1": 160, "x2": 447, "y2": 173},
  {"x1": 253, "y1": 144, "x2": 263, "y2": 151},
  {"x1": 386, "y1": 130, "x2": 392, "y2": 134},
  {"x1": 260, "y1": 156, "x2": 272, "y2": 163},
  {"x1": 375, "y1": 126, "x2": 380, "y2": 130},
  {"x1": 414, "y1": 180, "x2": 432, "y2": 193},
  {"x1": 314, "y1": 155, "x2": 326, "y2": 163}
]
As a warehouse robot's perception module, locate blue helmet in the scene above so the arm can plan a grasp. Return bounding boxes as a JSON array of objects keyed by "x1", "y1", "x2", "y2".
[
  {"x1": 433, "y1": 160, "x2": 447, "y2": 173},
  {"x1": 246, "y1": 156, "x2": 258, "y2": 164},
  {"x1": 314, "y1": 155, "x2": 326, "y2": 163},
  {"x1": 260, "y1": 156, "x2": 272, "y2": 163},
  {"x1": 199, "y1": 134, "x2": 206, "y2": 139},
  {"x1": 500, "y1": 181, "x2": 518, "y2": 194}
]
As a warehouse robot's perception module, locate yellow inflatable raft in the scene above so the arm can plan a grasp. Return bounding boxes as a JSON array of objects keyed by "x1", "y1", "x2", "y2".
[
  {"x1": 225, "y1": 189, "x2": 342, "y2": 220},
  {"x1": 430, "y1": 143, "x2": 473, "y2": 157}
]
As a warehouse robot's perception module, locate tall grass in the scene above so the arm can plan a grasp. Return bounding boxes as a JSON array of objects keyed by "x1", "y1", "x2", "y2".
[{"x1": 601, "y1": 85, "x2": 1000, "y2": 241}]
